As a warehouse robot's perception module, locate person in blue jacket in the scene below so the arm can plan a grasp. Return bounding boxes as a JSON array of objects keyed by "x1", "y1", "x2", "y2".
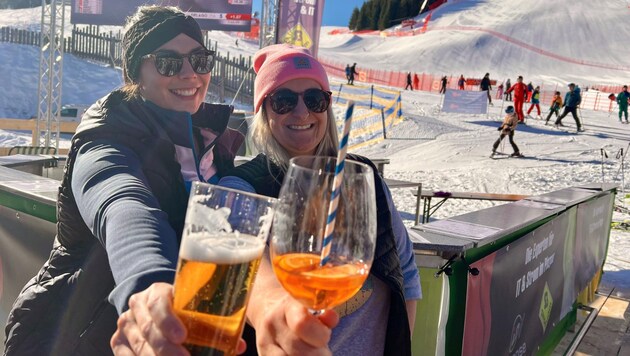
[
  {"x1": 110, "y1": 44, "x2": 422, "y2": 356},
  {"x1": 617, "y1": 85, "x2": 629, "y2": 123},
  {"x1": 555, "y1": 83, "x2": 584, "y2": 132},
  {"x1": 3, "y1": 6, "x2": 243, "y2": 355}
]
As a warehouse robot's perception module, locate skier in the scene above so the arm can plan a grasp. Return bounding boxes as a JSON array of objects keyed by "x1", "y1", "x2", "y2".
[
  {"x1": 505, "y1": 75, "x2": 528, "y2": 123},
  {"x1": 527, "y1": 86, "x2": 541, "y2": 118},
  {"x1": 413, "y1": 73, "x2": 420, "y2": 90},
  {"x1": 555, "y1": 83, "x2": 584, "y2": 132},
  {"x1": 439, "y1": 75, "x2": 448, "y2": 94},
  {"x1": 504, "y1": 79, "x2": 512, "y2": 101},
  {"x1": 492, "y1": 105, "x2": 522, "y2": 158},
  {"x1": 405, "y1": 72, "x2": 413, "y2": 90},
  {"x1": 496, "y1": 83, "x2": 504, "y2": 99},
  {"x1": 480, "y1": 72, "x2": 493, "y2": 105},
  {"x1": 458, "y1": 74, "x2": 466, "y2": 90},
  {"x1": 526, "y1": 82, "x2": 534, "y2": 103},
  {"x1": 545, "y1": 91, "x2": 563, "y2": 124},
  {"x1": 345, "y1": 64, "x2": 351, "y2": 82},
  {"x1": 617, "y1": 85, "x2": 630, "y2": 123},
  {"x1": 348, "y1": 62, "x2": 359, "y2": 85}
]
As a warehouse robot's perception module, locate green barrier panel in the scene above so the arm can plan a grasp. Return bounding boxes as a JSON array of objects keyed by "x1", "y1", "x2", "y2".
[
  {"x1": 409, "y1": 185, "x2": 615, "y2": 356},
  {"x1": 412, "y1": 267, "x2": 443, "y2": 355}
]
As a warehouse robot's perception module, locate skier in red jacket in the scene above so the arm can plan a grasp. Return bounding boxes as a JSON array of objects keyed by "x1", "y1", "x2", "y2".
[{"x1": 505, "y1": 76, "x2": 528, "y2": 122}]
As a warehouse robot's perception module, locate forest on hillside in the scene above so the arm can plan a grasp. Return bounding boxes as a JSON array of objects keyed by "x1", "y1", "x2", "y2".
[{"x1": 349, "y1": 0, "x2": 443, "y2": 31}]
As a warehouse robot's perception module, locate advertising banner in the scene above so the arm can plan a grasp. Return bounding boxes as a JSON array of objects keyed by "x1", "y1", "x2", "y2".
[
  {"x1": 442, "y1": 89, "x2": 488, "y2": 114},
  {"x1": 71, "y1": 0, "x2": 253, "y2": 31},
  {"x1": 573, "y1": 194, "x2": 613, "y2": 293},
  {"x1": 277, "y1": 0, "x2": 325, "y2": 57},
  {"x1": 462, "y1": 212, "x2": 573, "y2": 356}
]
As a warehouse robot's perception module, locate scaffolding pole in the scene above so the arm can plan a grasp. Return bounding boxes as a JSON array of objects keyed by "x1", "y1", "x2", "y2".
[
  {"x1": 259, "y1": 0, "x2": 280, "y2": 49},
  {"x1": 36, "y1": 0, "x2": 65, "y2": 150}
]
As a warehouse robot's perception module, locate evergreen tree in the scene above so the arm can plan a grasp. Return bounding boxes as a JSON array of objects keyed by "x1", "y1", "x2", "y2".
[
  {"x1": 357, "y1": 1, "x2": 371, "y2": 30},
  {"x1": 391, "y1": 0, "x2": 404, "y2": 26},
  {"x1": 349, "y1": 7, "x2": 360, "y2": 30},
  {"x1": 369, "y1": 0, "x2": 381, "y2": 30},
  {"x1": 351, "y1": 0, "x2": 420, "y2": 31},
  {"x1": 378, "y1": 0, "x2": 392, "y2": 30},
  {"x1": 408, "y1": 0, "x2": 421, "y2": 16}
]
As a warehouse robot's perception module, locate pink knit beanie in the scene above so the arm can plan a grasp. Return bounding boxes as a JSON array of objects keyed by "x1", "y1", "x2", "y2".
[{"x1": 253, "y1": 44, "x2": 330, "y2": 113}]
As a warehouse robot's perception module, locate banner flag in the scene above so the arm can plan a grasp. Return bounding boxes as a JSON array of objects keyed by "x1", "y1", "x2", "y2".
[
  {"x1": 442, "y1": 89, "x2": 488, "y2": 114},
  {"x1": 462, "y1": 213, "x2": 571, "y2": 355},
  {"x1": 277, "y1": 0, "x2": 325, "y2": 57},
  {"x1": 71, "y1": 0, "x2": 253, "y2": 31}
]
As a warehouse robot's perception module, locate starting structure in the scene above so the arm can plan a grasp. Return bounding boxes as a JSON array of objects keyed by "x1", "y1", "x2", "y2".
[{"x1": 36, "y1": 0, "x2": 65, "y2": 150}]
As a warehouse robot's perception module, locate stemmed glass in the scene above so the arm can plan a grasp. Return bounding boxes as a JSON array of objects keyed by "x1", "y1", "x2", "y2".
[{"x1": 270, "y1": 155, "x2": 377, "y2": 314}]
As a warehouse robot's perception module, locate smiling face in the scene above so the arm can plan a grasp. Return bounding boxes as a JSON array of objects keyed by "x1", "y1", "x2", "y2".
[
  {"x1": 138, "y1": 33, "x2": 210, "y2": 114},
  {"x1": 265, "y1": 79, "x2": 328, "y2": 158}
]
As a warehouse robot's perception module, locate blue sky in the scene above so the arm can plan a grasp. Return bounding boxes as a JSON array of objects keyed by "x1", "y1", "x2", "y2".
[{"x1": 251, "y1": 0, "x2": 368, "y2": 27}]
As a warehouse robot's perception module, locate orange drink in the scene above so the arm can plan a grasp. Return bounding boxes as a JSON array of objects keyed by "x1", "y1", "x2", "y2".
[{"x1": 272, "y1": 252, "x2": 370, "y2": 311}]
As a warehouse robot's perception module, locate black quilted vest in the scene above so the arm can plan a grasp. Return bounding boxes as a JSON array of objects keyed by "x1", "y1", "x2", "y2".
[{"x1": 4, "y1": 91, "x2": 240, "y2": 355}]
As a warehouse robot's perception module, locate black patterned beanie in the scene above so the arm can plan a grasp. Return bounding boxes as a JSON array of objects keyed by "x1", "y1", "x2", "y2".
[{"x1": 122, "y1": 6, "x2": 204, "y2": 84}]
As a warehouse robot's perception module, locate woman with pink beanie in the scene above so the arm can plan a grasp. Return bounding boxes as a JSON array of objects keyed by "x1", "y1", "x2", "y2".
[{"x1": 111, "y1": 43, "x2": 420, "y2": 356}]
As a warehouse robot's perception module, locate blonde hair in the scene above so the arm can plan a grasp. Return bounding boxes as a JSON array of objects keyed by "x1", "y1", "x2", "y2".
[{"x1": 250, "y1": 105, "x2": 339, "y2": 171}]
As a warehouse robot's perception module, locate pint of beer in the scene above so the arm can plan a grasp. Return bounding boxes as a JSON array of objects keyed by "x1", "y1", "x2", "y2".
[{"x1": 174, "y1": 182, "x2": 275, "y2": 356}]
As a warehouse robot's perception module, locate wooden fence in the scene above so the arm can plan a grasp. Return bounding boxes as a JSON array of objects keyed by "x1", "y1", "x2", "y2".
[{"x1": 0, "y1": 25, "x2": 255, "y2": 105}]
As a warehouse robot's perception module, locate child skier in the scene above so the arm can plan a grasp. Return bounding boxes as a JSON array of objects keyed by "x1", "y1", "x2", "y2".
[
  {"x1": 545, "y1": 91, "x2": 563, "y2": 124},
  {"x1": 492, "y1": 106, "x2": 522, "y2": 157},
  {"x1": 527, "y1": 86, "x2": 541, "y2": 118}
]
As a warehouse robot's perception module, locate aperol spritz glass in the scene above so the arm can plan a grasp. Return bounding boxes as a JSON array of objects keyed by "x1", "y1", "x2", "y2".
[{"x1": 270, "y1": 156, "x2": 377, "y2": 314}]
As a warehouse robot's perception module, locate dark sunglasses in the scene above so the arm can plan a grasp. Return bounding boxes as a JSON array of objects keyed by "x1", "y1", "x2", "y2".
[
  {"x1": 142, "y1": 49, "x2": 215, "y2": 77},
  {"x1": 266, "y1": 88, "x2": 332, "y2": 115}
]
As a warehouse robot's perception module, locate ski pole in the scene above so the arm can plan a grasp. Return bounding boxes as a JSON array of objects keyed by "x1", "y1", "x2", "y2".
[
  {"x1": 601, "y1": 148, "x2": 608, "y2": 183},
  {"x1": 617, "y1": 147, "x2": 626, "y2": 192}
]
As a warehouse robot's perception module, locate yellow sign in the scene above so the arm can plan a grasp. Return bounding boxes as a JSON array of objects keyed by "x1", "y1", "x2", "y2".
[
  {"x1": 538, "y1": 282, "x2": 553, "y2": 332},
  {"x1": 282, "y1": 22, "x2": 312, "y2": 49}
]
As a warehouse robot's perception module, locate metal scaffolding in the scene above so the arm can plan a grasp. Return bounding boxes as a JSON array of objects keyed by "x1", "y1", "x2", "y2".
[
  {"x1": 36, "y1": 0, "x2": 65, "y2": 149},
  {"x1": 259, "y1": 0, "x2": 279, "y2": 49}
]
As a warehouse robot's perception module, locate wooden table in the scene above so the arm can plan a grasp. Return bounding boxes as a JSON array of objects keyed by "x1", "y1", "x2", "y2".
[
  {"x1": 413, "y1": 189, "x2": 529, "y2": 224},
  {"x1": 370, "y1": 158, "x2": 390, "y2": 175},
  {"x1": 384, "y1": 178, "x2": 422, "y2": 225}
]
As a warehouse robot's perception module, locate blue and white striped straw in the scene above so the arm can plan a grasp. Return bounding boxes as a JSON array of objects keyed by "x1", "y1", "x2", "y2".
[{"x1": 320, "y1": 100, "x2": 355, "y2": 266}]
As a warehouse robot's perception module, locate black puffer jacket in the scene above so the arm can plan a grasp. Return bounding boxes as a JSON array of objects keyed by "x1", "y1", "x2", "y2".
[{"x1": 3, "y1": 90, "x2": 242, "y2": 355}]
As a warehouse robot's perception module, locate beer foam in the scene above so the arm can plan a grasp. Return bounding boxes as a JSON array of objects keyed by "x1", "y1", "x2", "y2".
[
  {"x1": 181, "y1": 232, "x2": 265, "y2": 264},
  {"x1": 187, "y1": 197, "x2": 233, "y2": 234}
]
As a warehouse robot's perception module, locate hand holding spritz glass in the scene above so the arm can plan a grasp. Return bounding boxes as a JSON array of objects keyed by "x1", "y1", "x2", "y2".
[{"x1": 271, "y1": 155, "x2": 377, "y2": 314}]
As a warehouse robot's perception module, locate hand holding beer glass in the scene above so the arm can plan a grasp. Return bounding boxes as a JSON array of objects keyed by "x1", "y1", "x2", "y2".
[
  {"x1": 271, "y1": 156, "x2": 377, "y2": 314},
  {"x1": 173, "y1": 182, "x2": 275, "y2": 355}
]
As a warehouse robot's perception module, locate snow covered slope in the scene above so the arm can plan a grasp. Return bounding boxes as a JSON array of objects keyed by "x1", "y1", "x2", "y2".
[{"x1": 318, "y1": 0, "x2": 630, "y2": 85}]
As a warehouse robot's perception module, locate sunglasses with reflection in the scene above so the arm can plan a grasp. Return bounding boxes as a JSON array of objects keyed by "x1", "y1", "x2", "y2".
[
  {"x1": 265, "y1": 88, "x2": 333, "y2": 115},
  {"x1": 142, "y1": 49, "x2": 215, "y2": 77}
]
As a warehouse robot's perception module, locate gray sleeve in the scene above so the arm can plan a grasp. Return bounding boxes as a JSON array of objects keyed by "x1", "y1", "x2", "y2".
[
  {"x1": 381, "y1": 180, "x2": 422, "y2": 300},
  {"x1": 71, "y1": 140, "x2": 179, "y2": 313}
]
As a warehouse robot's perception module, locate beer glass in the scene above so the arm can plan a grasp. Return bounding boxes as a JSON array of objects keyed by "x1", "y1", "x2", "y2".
[
  {"x1": 173, "y1": 182, "x2": 275, "y2": 356},
  {"x1": 270, "y1": 156, "x2": 377, "y2": 314}
]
